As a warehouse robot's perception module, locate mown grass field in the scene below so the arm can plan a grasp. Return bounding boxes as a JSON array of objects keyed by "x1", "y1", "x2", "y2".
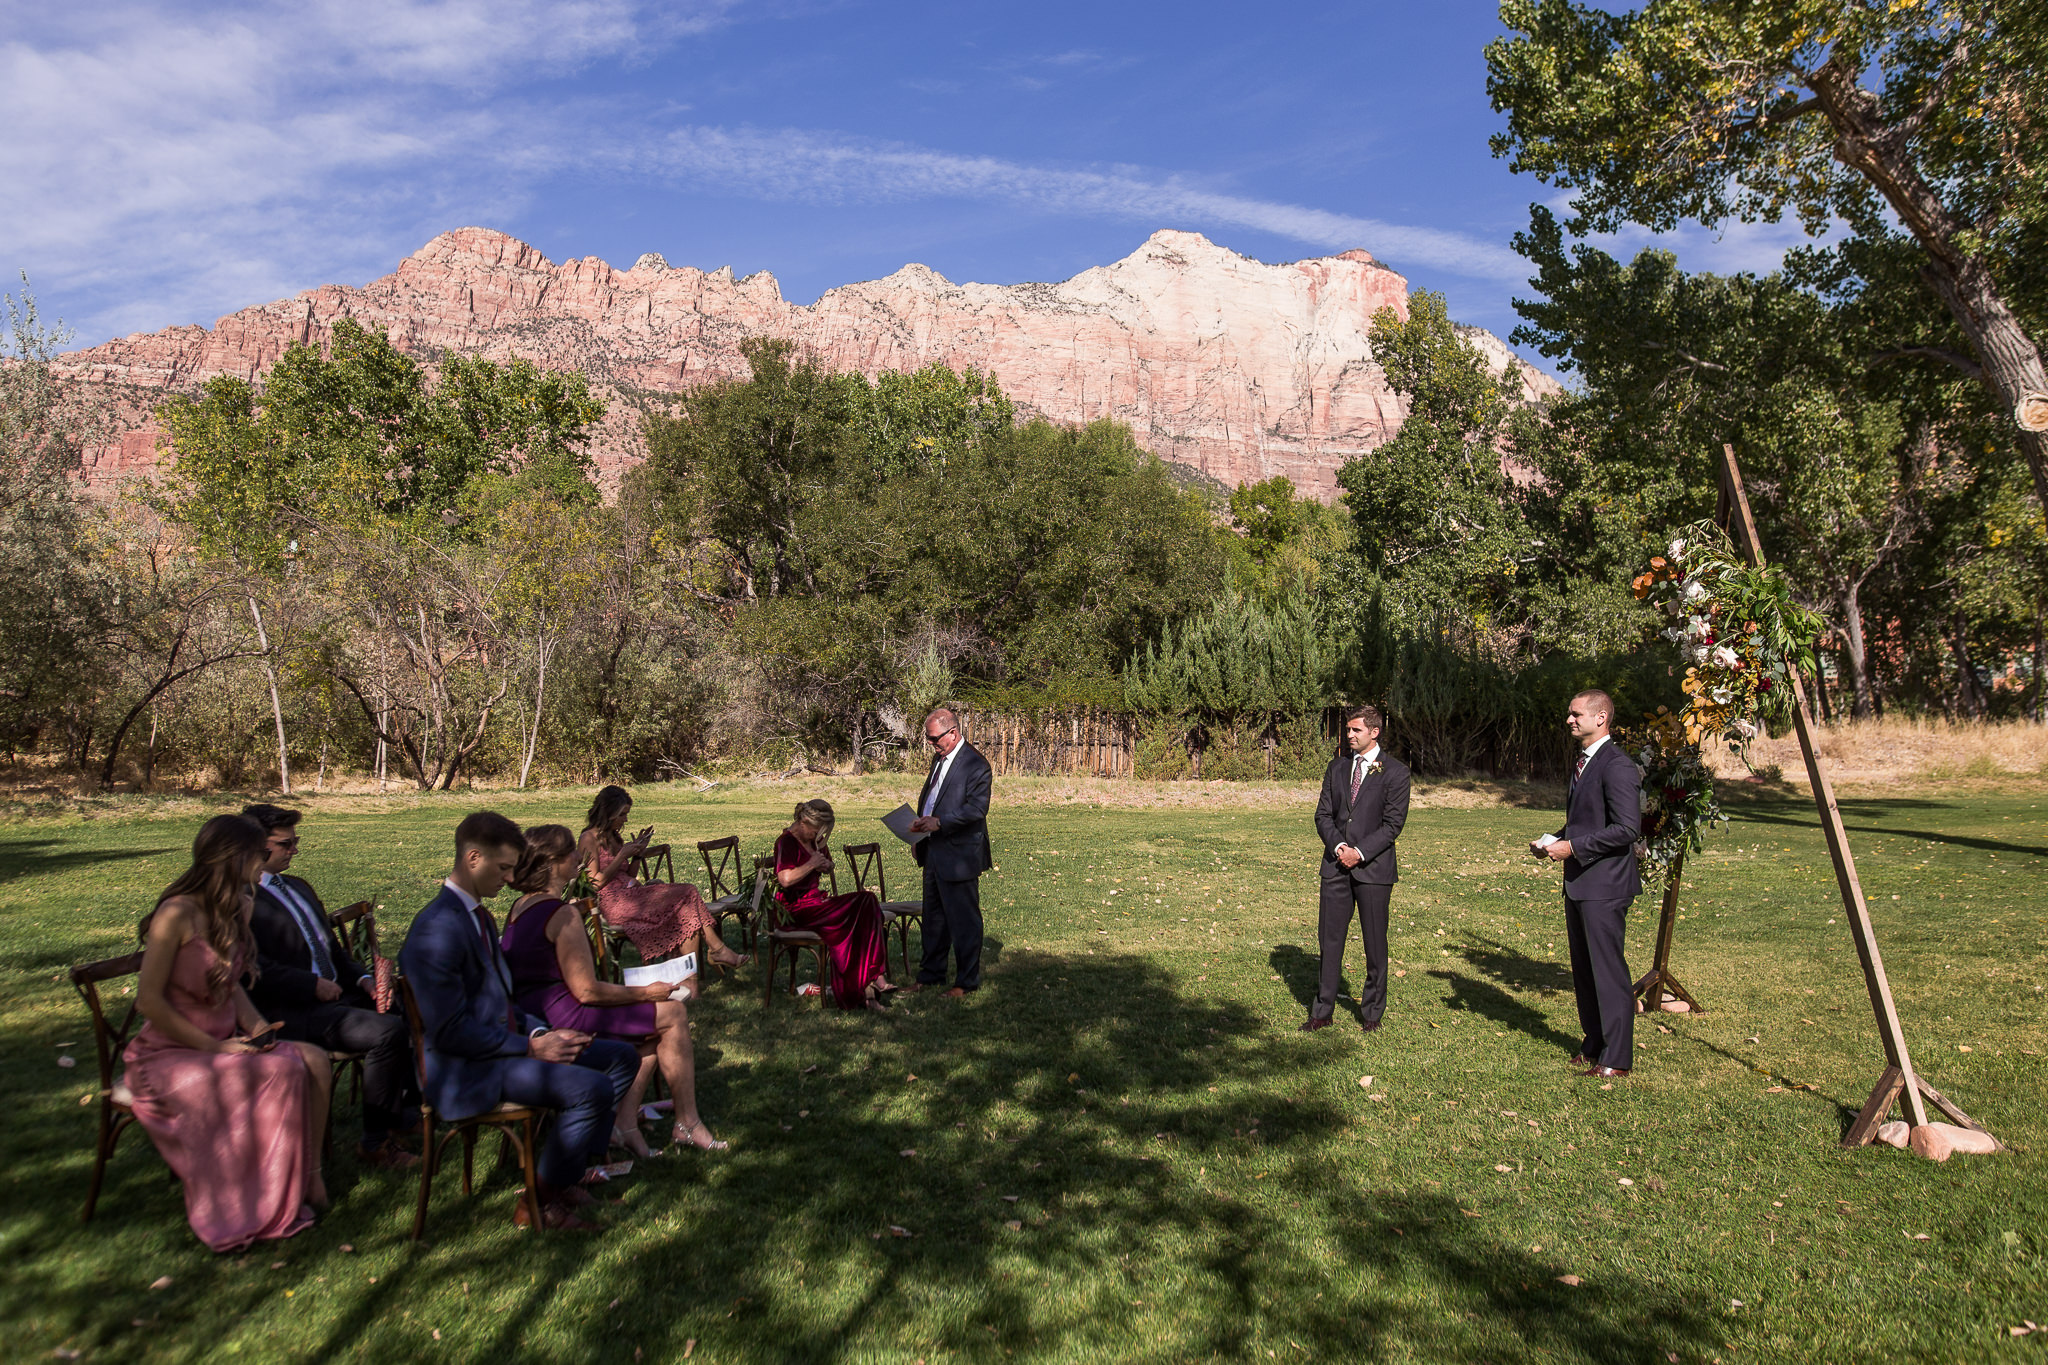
[{"x1": 2, "y1": 779, "x2": 2043, "y2": 1363}]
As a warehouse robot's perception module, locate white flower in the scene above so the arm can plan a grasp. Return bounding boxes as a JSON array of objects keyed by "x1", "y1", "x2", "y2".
[
  {"x1": 1683, "y1": 580, "x2": 1708, "y2": 602},
  {"x1": 1735, "y1": 719, "x2": 1757, "y2": 739},
  {"x1": 1669, "y1": 538, "x2": 1686, "y2": 559},
  {"x1": 1712, "y1": 644, "x2": 1739, "y2": 668}
]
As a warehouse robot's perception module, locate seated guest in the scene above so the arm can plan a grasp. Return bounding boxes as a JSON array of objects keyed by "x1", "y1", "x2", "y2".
[
  {"x1": 398, "y1": 811, "x2": 641, "y2": 1232},
  {"x1": 578, "y1": 785, "x2": 747, "y2": 969},
  {"x1": 774, "y1": 799, "x2": 895, "y2": 1011},
  {"x1": 125, "y1": 814, "x2": 333, "y2": 1251},
  {"x1": 502, "y1": 825, "x2": 726, "y2": 1157},
  {"x1": 241, "y1": 803, "x2": 418, "y2": 1169}
]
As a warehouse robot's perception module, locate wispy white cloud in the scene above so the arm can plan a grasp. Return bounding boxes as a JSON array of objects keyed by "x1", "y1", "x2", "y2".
[
  {"x1": 638, "y1": 126, "x2": 1532, "y2": 282},
  {"x1": 3, "y1": 0, "x2": 1524, "y2": 347}
]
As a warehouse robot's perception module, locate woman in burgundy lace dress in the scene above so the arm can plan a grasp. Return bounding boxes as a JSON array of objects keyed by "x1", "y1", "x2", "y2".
[{"x1": 577, "y1": 785, "x2": 747, "y2": 969}]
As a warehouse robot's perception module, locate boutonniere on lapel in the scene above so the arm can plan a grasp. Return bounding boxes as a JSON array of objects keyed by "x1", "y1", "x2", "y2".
[{"x1": 1364, "y1": 760, "x2": 1385, "y2": 778}]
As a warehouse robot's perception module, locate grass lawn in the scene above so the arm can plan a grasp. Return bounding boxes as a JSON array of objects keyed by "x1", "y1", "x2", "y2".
[{"x1": 2, "y1": 779, "x2": 2044, "y2": 1363}]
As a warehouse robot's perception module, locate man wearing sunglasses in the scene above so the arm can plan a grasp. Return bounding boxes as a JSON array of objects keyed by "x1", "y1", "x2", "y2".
[
  {"x1": 243, "y1": 804, "x2": 419, "y2": 1169},
  {"x1": 906, "y1": 708, "x2": 994, "y2": 997}
]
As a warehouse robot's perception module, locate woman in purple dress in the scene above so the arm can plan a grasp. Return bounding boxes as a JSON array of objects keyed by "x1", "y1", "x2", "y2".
[
  {"x1": 577, "y1": 785, "x2": 748, "y2": 970},
  {"x1": 125, "y1": 815, "x2": 332, "y2": 1251},
  {"x1": 773, "y1": 800, "x2": 895, "y2": 1011},
  {"x1": 502, "y1": 824, "x2": 725, "y2": 1156}
]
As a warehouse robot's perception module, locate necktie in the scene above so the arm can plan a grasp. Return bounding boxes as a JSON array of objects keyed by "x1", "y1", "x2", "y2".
[
  {"x1": 473, "y1": 905, "x2": 519, "y2": 1030},
  {"x1": 1572, "y1": 751, "x2": 1590, "y2": 793},
  {"x1": 1348, "y1": 756, "x2": 1364, "y2": 803},
  {"x1": 272, "y1": 876, "x2": 335, "y2": 979}
]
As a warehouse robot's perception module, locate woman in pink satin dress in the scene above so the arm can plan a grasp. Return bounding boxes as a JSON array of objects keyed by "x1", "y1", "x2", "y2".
[
  {"x1": 125, "y1": 815, "x2": 332, "y2": 1252},
  {"x1": 578, "y1": 785, "x2": 747, "y2": 969},
  {"x1": 773, "y1": 799, "x2": 895, "y2": 1011}
]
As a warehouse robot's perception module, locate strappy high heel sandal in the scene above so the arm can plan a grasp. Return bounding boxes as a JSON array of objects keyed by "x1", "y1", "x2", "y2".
[{"x1": 672, "y1": 1119, "x2": 728, "y2": 1152}]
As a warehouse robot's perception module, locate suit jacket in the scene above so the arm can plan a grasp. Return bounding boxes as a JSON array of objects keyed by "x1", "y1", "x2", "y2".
[
  {"x1": 1313, "y1": 749, "x2": 1412, "y2": 885},
  {"x1": 397, "y1": 885, "x2": 544, "y2": 1123},
  {"x1": 912, "y1": 741, "x2": 994, "y2": 882},
  {"x1": 1552, "y1": 739, "x2": 1643, "y2": 901},
  {"x1": 248, "y1": 874, "x2": 370, "y2": 1017}
]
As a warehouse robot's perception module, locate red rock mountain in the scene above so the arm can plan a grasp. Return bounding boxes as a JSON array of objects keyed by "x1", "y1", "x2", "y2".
[{"x1": 63, "y1": 227, "x2": 1556, "y2": 500}]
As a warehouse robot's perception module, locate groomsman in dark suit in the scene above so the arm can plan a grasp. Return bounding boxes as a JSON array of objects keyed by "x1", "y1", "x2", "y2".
[
  {"x1": 907, "y1": 706, "x2": 993, "y2": 998},
  {"x1": 1529, "y1": 689, "x2": 1643, "y2": 1079},
  {"x1": 241, "y1": 804, "x2": 418, "y2": 1168},
  {"x1": 399, "y1": 812, "x2": 640, "y2": 1231},
  {"x1": 1305, "y1": 706, "x2": 1412, "y2": 1033}
]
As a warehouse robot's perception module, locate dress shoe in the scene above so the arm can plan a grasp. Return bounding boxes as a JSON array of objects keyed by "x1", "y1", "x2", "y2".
[
  {"x1": 356, "y1": 1139, "x2": 420, "y2": 1171},
  {"x1": 942, "y1": 986, "x2": 968, "y2": 999},
  {"x1": 902, "y1": 982, "x2": 931, "y2": 993},
  {"x1": 1567, "y1": 1053, "x2": 1596, "y2": 1069},
  {"x1": 1578, "y1": 1065, "x2": 1631, "y2": 1079},
  {"x1": 1359, "y1": 1018, "x2": 1383, "y2": 1033},
  {"x1": 1299, "y1": 1016, "x2": 1332, "y2": 1033},
  {"x1": 512, "y1": 1193, "x2": 602, "y2": 1232}
]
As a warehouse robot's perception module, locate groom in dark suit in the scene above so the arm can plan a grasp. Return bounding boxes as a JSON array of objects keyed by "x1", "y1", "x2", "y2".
[
  {"x1": 241, "y1": 803, "x2": 418, "y2": 1168},
  {"x1": 1306, "y1": 706, "x2": 1412, "y2": 1033},
  {"x1": 398, "y1": 811, "x2": 639, "y2": 1231},
  {"x1": 1529, "y1": 689, "x2": 1643, "y2": 1079},
  {"x1": 907, "y1": 706, "x2": 993, "y2": 997}
]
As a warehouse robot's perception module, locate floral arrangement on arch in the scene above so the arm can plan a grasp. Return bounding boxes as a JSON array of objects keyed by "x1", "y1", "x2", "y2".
[
  {"x1": 1632, "y1": 521, "x2": 1825, "y2": 749},
  {"x1": 1619, "y1": 706, "x2": 1724, "y2": 877}
]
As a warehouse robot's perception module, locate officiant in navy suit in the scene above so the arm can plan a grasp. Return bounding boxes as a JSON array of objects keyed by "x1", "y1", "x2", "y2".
[
  {"x1": 242, "y1": 803, "x2": 418, "y2": 1168},
  {"x1": 1529, "y1": 689, "x2": 1643, "y2": 1080},
  {"x1": 907, "y1": 707, "x2": 993, "y2": 997},
  {"x1": 399, "y1": 812, "x2": 639, "y2": 1231},
  {"x1": 1305, "y1": 706, "x2": 1412, "y2": 1033}
]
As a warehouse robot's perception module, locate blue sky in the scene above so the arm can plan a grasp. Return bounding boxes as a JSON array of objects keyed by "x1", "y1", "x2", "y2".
[{"x1": 4, "y1": 0, "x2": 1821, "y2": 364}]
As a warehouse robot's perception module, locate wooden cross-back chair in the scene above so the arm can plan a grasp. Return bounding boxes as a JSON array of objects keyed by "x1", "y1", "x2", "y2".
[
  {"x1": 757, "y1": 854, "x2": 837, "y2": 1010},
  {"x1": 69, "y1": 950, "x2": 149, "y2": 1222},
  {"x1": 323, "y1": 900, "x2": 379, "y2": 1108},
  {"x1": 567, "y1": 896, "x2": 624, "y2": 984},
  {"x1": 397, "y1": 977, "x2": 548, "y2": 1239},
  {"x1": 841, "y1": 842, "x2": 925, "y2": 979},
  {"x1": 697, "y1": 836, "x2": 756, "y2": 952},
  {"x1": 628, "y1": 843, "x2": 676, "y2": 885}
]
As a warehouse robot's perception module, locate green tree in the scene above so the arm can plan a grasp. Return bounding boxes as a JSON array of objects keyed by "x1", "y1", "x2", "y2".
[{"x1": 1488, "y1": 0, "x2": 2048, "y2": 532}]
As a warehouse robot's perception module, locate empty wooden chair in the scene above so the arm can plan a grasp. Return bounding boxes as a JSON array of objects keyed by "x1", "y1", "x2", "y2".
[
  {"x1": 68, "y1": 951, "x2": 150, "y2": 1221},
  {"x1": 696, "y1": 835, "x2": 756, "y2": 951},
  {"x1": 398, "y1": 977, "x2": 549, "y2": 1239},
  {"x1": 841, "y1": 841, "x2": 925, "y2": 979}
]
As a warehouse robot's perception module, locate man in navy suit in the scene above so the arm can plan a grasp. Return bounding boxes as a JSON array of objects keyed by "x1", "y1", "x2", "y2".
[
  {"x1": 242, "y1": 803, "x2": 417, "y2": 1168},
  {"x1": 907, "y1": 707, "x2": 993, "y2": 997},
  {"x1": 1530, "y1": 689, "x2": 1644, "y2": 1079},
  {"x1": 1306, "y1": 706, "x2": 1412, "y2": 1033},
  {"x1": 398, "y1": 811, "x2": 639, "y2": 1231}
]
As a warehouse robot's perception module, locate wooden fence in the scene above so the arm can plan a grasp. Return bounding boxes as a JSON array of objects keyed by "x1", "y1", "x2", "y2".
[{"x1": 952, "y1": 707, "x2": 1137, "y2": 778}]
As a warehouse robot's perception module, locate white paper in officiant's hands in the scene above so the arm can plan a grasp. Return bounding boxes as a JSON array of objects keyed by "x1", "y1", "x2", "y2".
[
  {"x1": 622, "y1": 952, "x2": 697, "y2": 998},
  {"x1": 882, "y1": 804, "x2": 928, "y2": 845}
]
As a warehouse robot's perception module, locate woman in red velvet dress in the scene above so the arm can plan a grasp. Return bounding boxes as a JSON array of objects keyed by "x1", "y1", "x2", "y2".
[
  {"x1": 773, "y1": 799, "x2": 894, "y2": 1011},
  {"x1": 501, "y1": 825, "x2": 725, "y2": 1156},
  {"x1": 577, "y1": 785, "x2": 747, "y2": 970},
  {"x1": 125, "y1": 815, "x2": 332, "y2": 1251}
]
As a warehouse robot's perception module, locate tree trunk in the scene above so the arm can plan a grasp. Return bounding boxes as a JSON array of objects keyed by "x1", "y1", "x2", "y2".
[
  {"x1": 1947, "y1": 611, "x2": 1989, "y2": 719},
  {"x1": 2035, "y1": 602, "x2": 2045, "y2": 725},
  {"x1": 520, "y1": 632, "x2": 552, "y2": 789},
  {"x1": 1837, "y1": 581, "x2": 1875, "y2": 718},
  {"x1": 248, "y1": 597, "x2": 291, "y2": 794},
  {"x1": 316, "y1": 737, "x2": 327, "y2": 792},
  {"x1": 1812, "y1": 59, "x2": 2048, "y2": 535}
]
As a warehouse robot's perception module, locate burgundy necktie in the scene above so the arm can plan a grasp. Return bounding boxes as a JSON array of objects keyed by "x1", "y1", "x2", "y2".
[{"x1": 1349, "y1": 757, "x2": 1364, "y2": 803}]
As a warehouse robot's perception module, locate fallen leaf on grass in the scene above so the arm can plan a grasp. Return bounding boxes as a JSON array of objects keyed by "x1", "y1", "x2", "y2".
[
  {"x1": 53, "y1": 1349, "x2": 81, "y2": 1360},
  {"x1": 432, "y1": 1331, "x2": 442, "y2": 1341},
  {"x1": 1907, "y1": 1232, "x2": 1930, "y2": 1241},
  {"x1": 683, "y1": 1341, "x2": 696, "y2": 1359},
  {"x1": 1358, "y1": 1075, "x2": 1374, "y2": 1088},
  {"x1": 1765, "y1": 1086, "x2": 1786, "y2": 1093},
  {"x1": 1618, "y1": 1178, "x2": 1634, "y2": 1187},
  {"x1": 803, "y1": 1065, "x2": 819, "y2": 1074},
  {"x1": 1958, "y1": 1045, "x2": 1973, "y2": 1053},
  {"x1": 1555, "y1": 1275, "x2": 1581, "y2": 1287},
  {"x1": 1004, "y1": 1220, "x2": 1023, "y2": 1231},
  {"x1": 1494, "y1": 1164, "x2": 1513, "y2": 1173},
  {"x1": 1461, "y1": 1208, "x2": 1481, "y2": 1218},
  {"x1": 56, "y1": 1055, "x2": 76, "y2": 1069},
  {"x1": 338, "y1": 1245, "x2": 354, "y2": 1253},
  {"x1": 889, "y1": 1225, "x2": 912, "y2": 1238},
  {"x1": 149, "y1": 1276, "x2": 173, "y2": 1291},
  {"x1": 899, "y1": 1149, "x2": 916, "y2": 1158},
  {"x1": 1002, "y1": 1195, "x2": 1019, "y2": 1203}
]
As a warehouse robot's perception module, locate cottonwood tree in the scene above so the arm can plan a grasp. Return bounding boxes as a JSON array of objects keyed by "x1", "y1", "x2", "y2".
[{"x1": 1488, "y1": 0, "x2": 2048, "y2": 532}]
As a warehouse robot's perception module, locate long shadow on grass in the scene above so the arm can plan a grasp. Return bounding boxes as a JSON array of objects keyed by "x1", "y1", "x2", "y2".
[
  {"x1": 19, "y1": 954, "x2": 1724, "y2": 1364},
  {"x1": 0, "y1": 838, "x2": 179, "y2": 883},
  {"x1": 1729, "y1": 803, "x2": 2048, "y2": 859}
]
